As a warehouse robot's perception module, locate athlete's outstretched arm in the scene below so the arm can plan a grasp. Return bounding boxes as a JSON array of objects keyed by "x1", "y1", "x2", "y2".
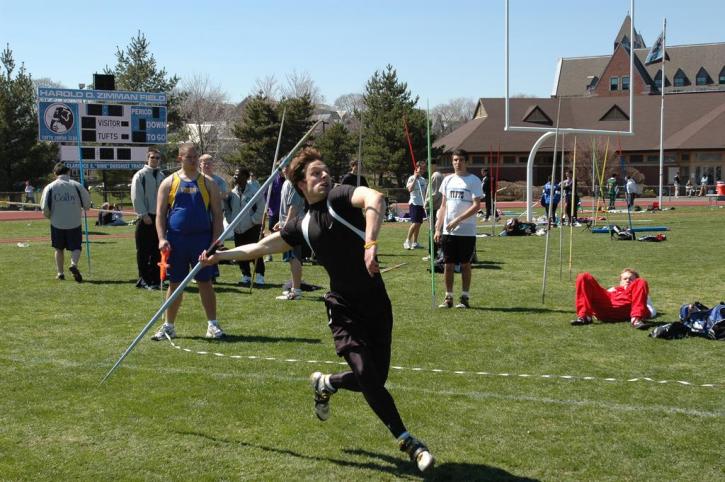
[
  {"x1": 200, "y1": 232, "x2": 291, "y2": 266},
  {"x1": 351, "y1": 186, "x2": 385, "y2": 276}
]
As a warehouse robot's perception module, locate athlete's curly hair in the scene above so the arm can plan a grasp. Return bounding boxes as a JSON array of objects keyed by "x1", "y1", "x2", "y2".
[{"x1": 288, "y1": 147, "x2": 324, "y2": 197}]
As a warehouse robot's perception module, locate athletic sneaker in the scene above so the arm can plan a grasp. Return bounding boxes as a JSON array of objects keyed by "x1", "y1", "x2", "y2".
[
  {"x1": 239, "y1": 275, "x2": 251, "y2": 286},
  {"x1": 455, "y1": 295, "x2": 470, "y2": 309},
  {"x1": 276, "y1": 290, "x2": 301, "y2": 301},
  {"x1": 69, "y1": 265, "x2": 83, "y2": 283},
  {"x1": 631, "y1": 319, "x2": 648, "y2": 330},
  {"x1": 398, "y1": 434, "x2": 435, "y2": 473},
  {"x1": 206, "y1": 322, "x2": 225, "y2": 339},
  {"x1": 151, "y1": 323, "x2": 176, "y2": 341},
  {"x1": 56, "y1": 273, "x2": 65, "y2": 280},
  {"x1": 403, "y1": 240, "x2": 411, "y2": 250},
  {"x1": 411, "y1": 242, "x2": 423, "y2": 249},
  {"x1": 310, "y1": 371, "x2": 335, "y2": 421},
  {"x1": 438, "y1": 295, "x2": 453, "y2": 308},
  {"x1": 254, "y1": 274, "x2": 265, "y2": 286},
  {"x1": 570, "y1": 316, "x2": 592, "y2": 326}
]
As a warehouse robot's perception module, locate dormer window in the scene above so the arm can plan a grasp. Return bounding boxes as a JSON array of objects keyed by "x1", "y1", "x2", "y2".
[
  {"x1": 653, "y1": 70, "x2": 670, "y2": 89},
  {"x1": 610, "y1": 77, "x2": 619, "y2": 91},
  {"x1": 695, "y1": 67, "x2": 712, "y2": 86},
  {"x1": 622, "y1": 76, "x2": 630, "y2": 91},
  {"x1": 673, "y1": 69, "x2": 690, "y2": 87},
  {"x1": 719, "y1": 66, "x2": 725, "y2": 84}
]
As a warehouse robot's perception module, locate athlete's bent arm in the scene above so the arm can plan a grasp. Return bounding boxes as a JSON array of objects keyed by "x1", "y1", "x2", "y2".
[
  {"x1": 445, "y1": 197, "x2": 481, "y2": 232},
  {"x1": 200, "y1": 232, "x2": 291, "y2": 266},
  {"x1": 351, "y1": 186, "x2": 385, "y2": 276}
]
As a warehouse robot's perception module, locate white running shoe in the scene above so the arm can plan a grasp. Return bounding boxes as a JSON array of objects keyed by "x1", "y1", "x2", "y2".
[
  {"x1": 276, "y1": 289, "x2": 301, "y2": 300},
  {"x1": 254, "y1": 274, "x2": 265, "y2": 286},
  {"x1": 411, "y1": 242, "x2": 423, "y2": 249},
  {"x1": 403, "y1": 240, "x2": 411, "y2": 250},
  {"x1": 151, "y1": 323, "x2": 176, "y2": 341},
  {"x1": 399, "y1": 434, "x2": 435, "y2": 473},
  {"x1": 206, "y1": 322, "x2": 225, "y2": 339},
  {"x1": 310, "y1": 371, "x2": 334, "y2": 421},
  {"x1": 239, "y1": 275, "x2": 251, "y2": 285}
]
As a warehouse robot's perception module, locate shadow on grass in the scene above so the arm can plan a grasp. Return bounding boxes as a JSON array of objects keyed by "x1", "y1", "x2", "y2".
[
  {"x1": 174, "y1": 430, "x2": 538, "y2": 480},
  {"x1": 180, "y1": 334, "x2": 322, "y2": 344},
  {"x1": 346, "y1": 448, "x2": 540, "y2": 481},
  {"x1": 469, "y1": 306, "x2": 571, "y2": 314},
  {"x1": 83, "y1": 278, "x2": 139, "y2": 285},
  {"x1": 471, "y1": 264, "x2": 503, "y2": 270}
]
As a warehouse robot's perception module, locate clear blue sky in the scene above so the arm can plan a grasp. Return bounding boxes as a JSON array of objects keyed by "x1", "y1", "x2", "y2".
[{"x1": 2, "y1": 0, "x2": 723, "y2": 107}]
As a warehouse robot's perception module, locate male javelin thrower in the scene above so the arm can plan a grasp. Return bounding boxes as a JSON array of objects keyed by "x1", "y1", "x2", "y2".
[{"x1": 200, "y1": 147, "x2": 434, "y2": 473}]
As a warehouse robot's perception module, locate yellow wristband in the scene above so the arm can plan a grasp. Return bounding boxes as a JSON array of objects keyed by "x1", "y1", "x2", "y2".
[{"x1": 363, "y1": 240, "x2": 378, "y2": 249}]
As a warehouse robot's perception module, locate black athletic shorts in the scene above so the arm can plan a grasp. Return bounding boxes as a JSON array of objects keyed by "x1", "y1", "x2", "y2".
[
  {"x1": 50, "y1": 226, "x2": 82, "y2": 251},
  {"x1": 323, "y1": 291, "x2": 393, "y2": 356},
  {"x1": 441, "y1": 234, "x2": 476, "y2": 264},
  {"x1": 408, "y1": 204, "x2": 425, "y2": 223}
]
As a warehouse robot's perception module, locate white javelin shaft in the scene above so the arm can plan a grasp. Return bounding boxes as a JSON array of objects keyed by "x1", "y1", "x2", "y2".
[{"x1": 100, "y1": 120, "x2": 321, "y2": 384}]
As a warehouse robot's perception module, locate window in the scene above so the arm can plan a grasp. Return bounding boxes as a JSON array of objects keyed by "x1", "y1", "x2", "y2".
[
  {"x1": 629, "y1": 154, "x2": 643, "y2": 163},
  {"x1": 622, "y1": 76, "x2": 630, "y2": 90},
  {"x1": 673, "y1": 69, "x2": 689, "y2": 87},
  {"x1": 681, "y1": 153, "x2": 690, "y2": 161},
  {"x1": 696, "y1": 67, "x2": 712, "y2": 86},
  {"x1": 503, "y1": 156, "x2": 516, "y2": 164},
  {"x1": 719, "y1": 66, "x2": 725, "y2": 84},
  {"x1": 653, "y1": 71, "x2": 670, "y2": 89},
  {"x1": 696, "y1": 152, "x2": 722, "y2": 162},
  {"x1": 610, "y1": 77, "x2": 619, "y2": 91},
  {"x1": 646, "y1": 155, "x2": 659, "y2": 163}
]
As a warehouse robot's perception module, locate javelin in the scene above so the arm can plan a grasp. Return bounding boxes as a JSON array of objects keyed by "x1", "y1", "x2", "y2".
[
  {"x1": 251, "y1": 108, "x2": 286, "y2": 294},
  {"x1": 100, "y1": 120, "x2": 321, "y2": 384},
  {"x1": 568, "y1": 137, "x2": 577, "y2": 280},
  {"x1": 541, "y1": 96, "x2": 562, "y2": 304},
  {"x1": 425, "y1": 102, "x2": 436, "y2": 308}
]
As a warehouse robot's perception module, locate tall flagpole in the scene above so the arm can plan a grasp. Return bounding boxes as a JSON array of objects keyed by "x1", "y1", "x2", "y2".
[{"x1": 658, "y1": 18, "x2": 667, "y2": 209}]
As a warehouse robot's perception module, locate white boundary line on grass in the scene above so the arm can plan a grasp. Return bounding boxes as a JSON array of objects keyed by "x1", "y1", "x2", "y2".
[{"x1": 164, "y1": 336, "x2": 719, "y2": 389}]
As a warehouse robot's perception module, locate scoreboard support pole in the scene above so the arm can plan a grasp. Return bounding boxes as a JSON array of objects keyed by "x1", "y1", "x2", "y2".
[{"x1": 75, "y1": 105, "x2": 92, "y2": 275}]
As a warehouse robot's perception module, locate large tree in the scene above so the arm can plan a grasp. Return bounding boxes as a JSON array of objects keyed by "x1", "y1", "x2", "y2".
[
  {"x1": 362, "y1": 65, "x2": 425, "y2": 187},
  {"x1": 230, "y1": 92, "x2": 315, "y2": 179},
  {"x1": 0, "y1": 45, "x2": 57, "y2": 191},
  {"x1": 431, "y1": 97, "x2": 476, "y2": 136},
  {"x1": 104, "y1": 31, "x2": 183, "y2": 131},
  {"x1": 314, "y1": 122, "x2": 357, "y2": 181}
]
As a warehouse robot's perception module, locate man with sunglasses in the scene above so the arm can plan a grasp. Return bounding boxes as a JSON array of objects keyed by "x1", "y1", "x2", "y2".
[{"x1": 131, "y1": 148, "x2": 166, "y2": 289}]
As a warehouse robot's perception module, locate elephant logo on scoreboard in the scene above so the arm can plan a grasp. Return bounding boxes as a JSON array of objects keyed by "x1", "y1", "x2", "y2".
[{"x1": 44, "y1": 103, "x2": 75, "y2": 134}]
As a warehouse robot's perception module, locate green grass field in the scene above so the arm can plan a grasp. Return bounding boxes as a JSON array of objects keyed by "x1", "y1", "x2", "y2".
[{"x1": 1, "y1": 207, "x2": 723, "y2": 481}]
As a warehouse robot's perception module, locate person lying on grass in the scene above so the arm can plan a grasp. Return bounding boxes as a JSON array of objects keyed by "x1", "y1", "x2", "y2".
[{"x1": 571, "y1": 268, "x2": 656, "y2": 329}]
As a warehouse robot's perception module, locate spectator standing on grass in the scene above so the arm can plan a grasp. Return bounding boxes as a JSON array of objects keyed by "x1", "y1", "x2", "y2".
[
  {"x1": 480, "y1": 168, "x2": 493, "y2": 221},
  {"x1": 225, "y1": 167, "x2": 266, "y2": 287},
  {"x1": 273, "y1": 163, "x2": 306, "y2": 299},
  {"x1": 424, "y1": 164, "x2": 444, "y2": 262},
  {"x1": 625, "y1": 176, "x2": 638, "y2": 208},
  {"x1": 606, "y1": 172, "x2": 619, "y2": 210},
  {"x1": 151, "y1": 144, "x2": 225, "y2": 341},
  {"x1": 340, "y1": 160, "x2": 369, "y2": 187},
  {"x1": 435, "y1": 149, "x2": 482, "y2": 309},
  {"x1": 200, "y1": 154, "x2": 228, "y2": 282},
  {"x1": 570, "y1": 268, "x2": 655, "y2": 330},
  {"x1": 24, "y1": 180, "x2": 36, "y2": 206},
  {"x1": 673, "y1": 172, "x2": 680, "y2": 198},
  {"x1": 131, "y1": 148, "x2": 165, "y2": 289},
  {"x1": 40, "y1": 162, "x2": 91, "y2": 282},
  {"x1": 561, "y1": 170, "x2": 579, "y2": 225},
  {"x1": 403, "y1": 161, "x2": 427, "y2": 250},
  {"x1": 200, "y1": 147, "x2": 434, "y2": 474}
]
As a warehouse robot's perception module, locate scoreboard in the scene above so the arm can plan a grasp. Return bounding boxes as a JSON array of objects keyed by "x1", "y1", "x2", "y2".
[{"x1": 39, "y1": 102, "x2": 167, "y2": 144}]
